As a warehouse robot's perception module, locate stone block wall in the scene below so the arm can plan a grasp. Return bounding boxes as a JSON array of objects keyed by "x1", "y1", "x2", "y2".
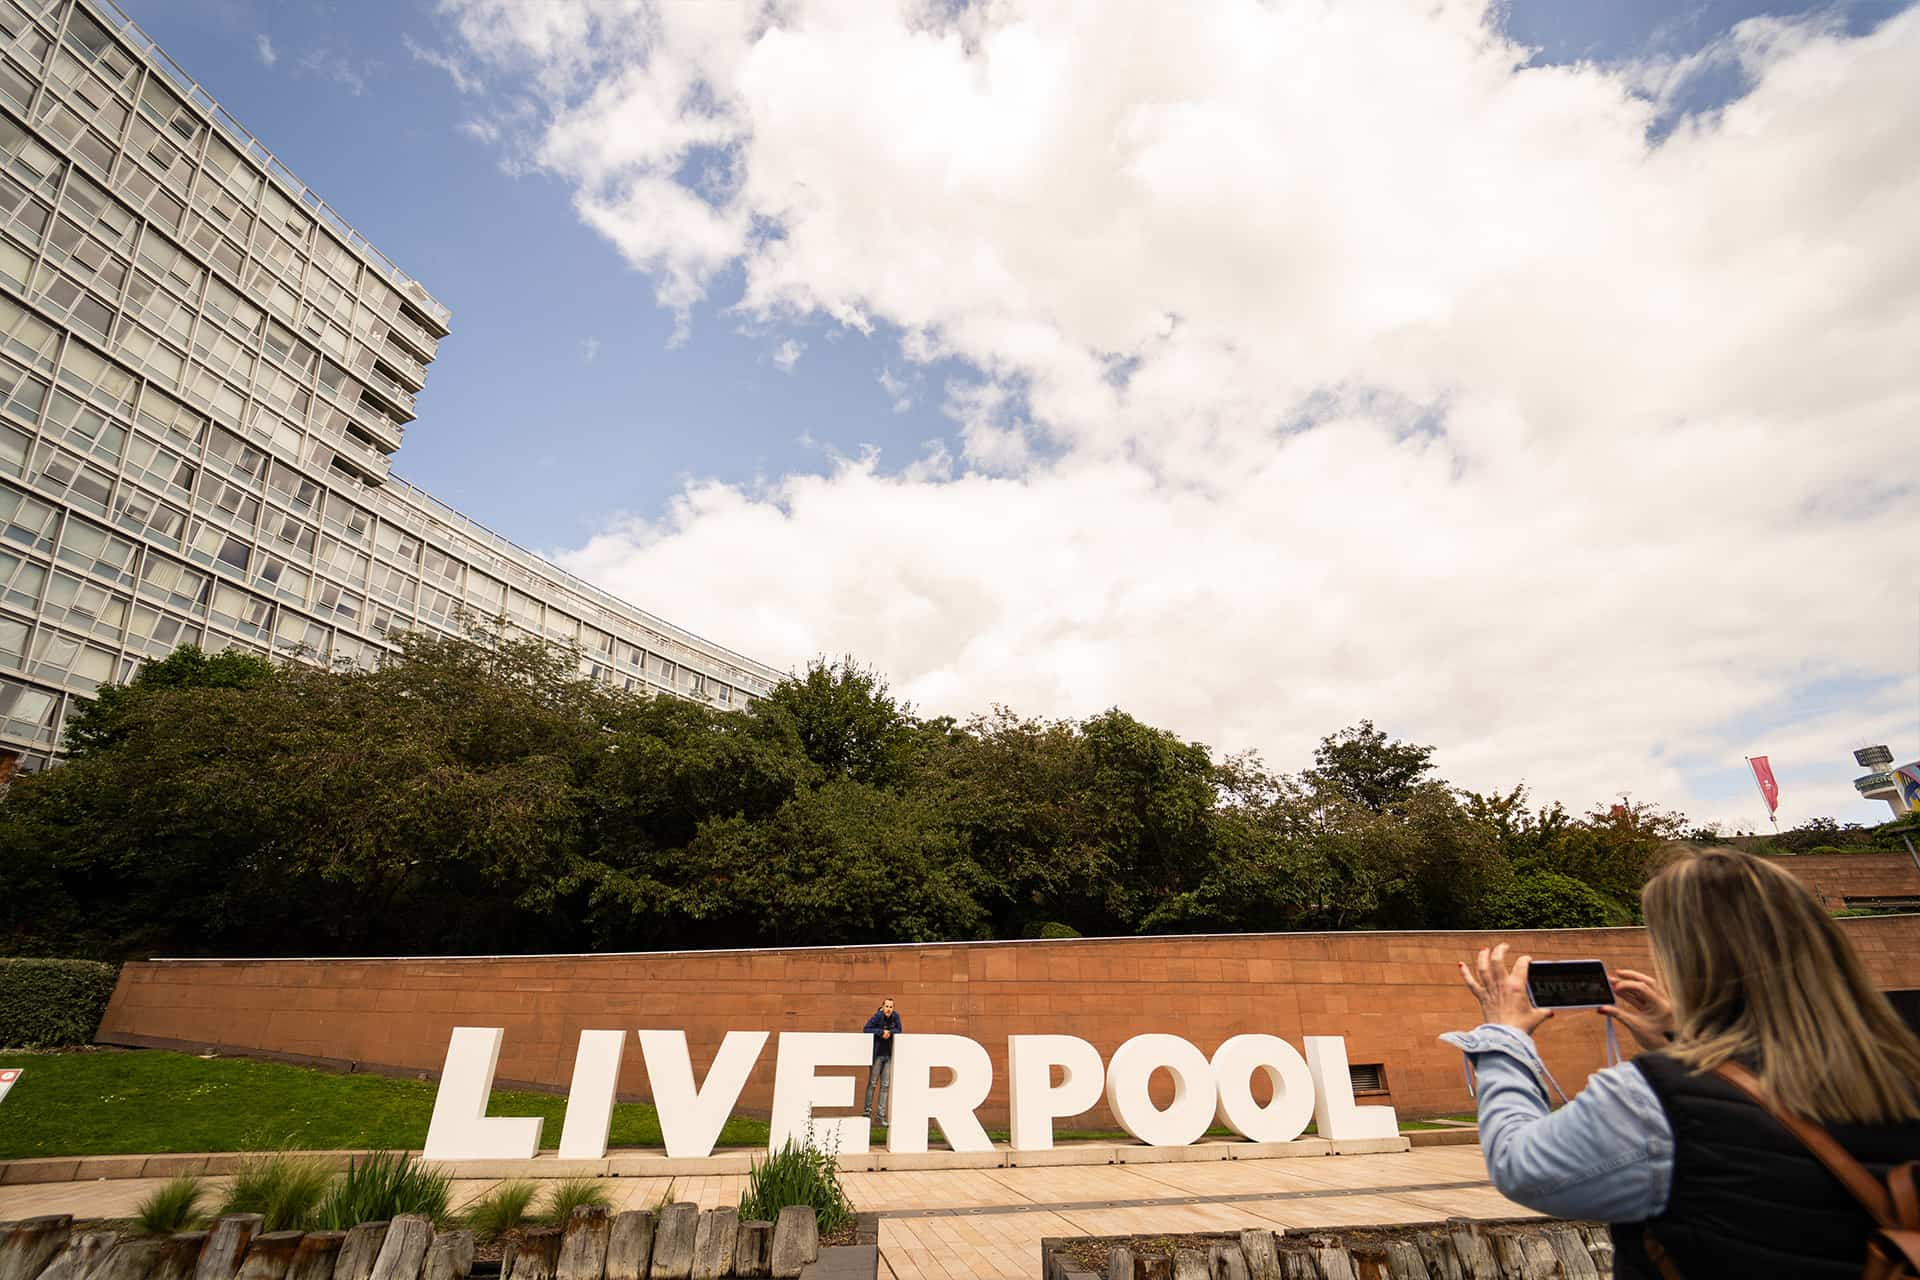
[{"x1": 98, "y1": 916, "x2": 1920, "y2": 1127}]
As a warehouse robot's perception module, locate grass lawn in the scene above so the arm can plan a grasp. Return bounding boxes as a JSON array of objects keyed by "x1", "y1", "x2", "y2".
[{"x1": 0, "y1": 1049, "x2": 769, "y2": 1161}]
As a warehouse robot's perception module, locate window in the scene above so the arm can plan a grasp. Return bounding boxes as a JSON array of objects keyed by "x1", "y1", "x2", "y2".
[
  {"x1": 202, "y1": 478, "x2": 261, "y2": 530},
  {"x1": 0, "y1": 546, "x2": 46, "y2": 609},
  {"x1": 27, "y1": 625, "x2": 112, "y2": 690},
  {"x1": 265, "y1": 510, "x2": 316, "y2": 558},
  {"x1": 267, "y1": 461, "x2": 318, "y2": 515},
  {"x1": 206, "y1": 426, "x2": 267, "y2": 486},
  {"x1": 0, "y1": 170, "x2": 49, "y2": 248},
  {"x1": 255, "y1": 554, "x2": 307, "y2": 604},
  {"x1": 0, "y1": 363, "x2": 45, "y2": 425},
  {"x1": 138, "y1": 75, "x2": 202, "y2": 149},
  {"x1": 0, "y1": 481, "x2": 57, "y2": 551},
  {"x1": 40, "y1": 389, "x2": 124, "y2": 462},
  {"x1": 0, "y1": 292, "x2": 60, "y2": 370},
  {"x1": 273, "y1": 609, "x2": 327, "y2": 658},
  {"x1": 315, "y1": 580, "x2": 361, "y2": 623},
  {"x1": 58, "y1": 170, "x2": 136, "y2": 254},
  {"x1": 323, "y1": 493, "x2": 371, "y2": 543},
  {"x1": 0, "y1": 674, "x2": 58, "y2": 742},
  {"x1": 316, "y1": 538, "x2": 369, "y2": 587},
  {"x1": 55, "y1": 514, "x2": 137, "y2": 584},
  {"x1": 123, "y1": 434, "x2": 194, "y2": 499},
  {"x1": 0, "y1": 613, "x2": 25, "y2": 667},
  {"x1": 136, "y1": 385, "x2": 207, "y2": 447},
  {"x1": 374, "y1": 521, "x2": 420, "y2": 564},
  {"x1": 210, "y1": 582, "x2": 271, "y2": 636},
  {"x1": 113, "y1": 316, "x2": 184, "y2": 385},
  {"x1": 28, "y1": 442, "x2": 113, "y2": 515},
  {"x1": 369, "y1": 561, "x2": 416, "y2": 607},
  {"x1": 41, "y1": 570, "x2": 126, "y2": 639},
  {"x1": 111, "y1": 485, "x2": 185, "y2": 547},
  {"x1": 420, "y1": 545, "x2": 460, "y2": 589},
  {"x1": 138, "y1": 553, "x2": 210, "y2": 614},
  {"x1": 55, "y1": 341, "x2": 136, "y2": 416},
  {"x1": 125, "y1": 602, "x2": 195, "y2": 655}
]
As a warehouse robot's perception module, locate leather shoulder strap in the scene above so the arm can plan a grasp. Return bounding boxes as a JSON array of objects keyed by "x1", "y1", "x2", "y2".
[{"x1": 1712, "y1": 1061, "x2": 1896, "y2": 1227}]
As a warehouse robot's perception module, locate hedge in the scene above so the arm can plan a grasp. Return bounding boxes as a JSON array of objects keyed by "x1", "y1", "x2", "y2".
[{"x1": 0, "y1": 958, "x2": 119, "y2": 1048}]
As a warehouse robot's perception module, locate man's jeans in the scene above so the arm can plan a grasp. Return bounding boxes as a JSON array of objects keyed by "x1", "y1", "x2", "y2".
[{"x1": 865, "y1": 1055, "x2": 893, "y2": 1125}]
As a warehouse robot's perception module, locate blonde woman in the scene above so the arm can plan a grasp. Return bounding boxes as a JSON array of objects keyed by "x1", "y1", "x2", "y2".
[{"x1": 1445, "y1": 849, "x2": 1920, "y2": 1278}]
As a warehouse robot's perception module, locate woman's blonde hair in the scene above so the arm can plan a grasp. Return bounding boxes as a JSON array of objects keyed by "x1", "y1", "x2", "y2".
[{"x1": 1642, "y1": 848, "x2": 1920, "y2": 1125}]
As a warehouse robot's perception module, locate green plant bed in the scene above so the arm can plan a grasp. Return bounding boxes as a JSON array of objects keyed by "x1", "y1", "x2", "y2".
[{"x1": 0, "y1": 1049, "x2": 769, "y2": 1160}]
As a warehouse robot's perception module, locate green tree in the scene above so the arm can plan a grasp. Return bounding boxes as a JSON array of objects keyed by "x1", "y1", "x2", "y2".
[
  {"x1": 1306, "y1": 720, "x2": 1435, "y2": 813},
  {"x1": 758, "y1": 656, "x2": 916, "y2": 788},
  {"x1": 62, "y1": 645, "x2": 279, "y2": 756}
]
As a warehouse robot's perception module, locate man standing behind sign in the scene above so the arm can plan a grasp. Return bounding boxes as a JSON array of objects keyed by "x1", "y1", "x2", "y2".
[{"x1": 862, "y1": 998, "x2": 901, "y2": 1127}]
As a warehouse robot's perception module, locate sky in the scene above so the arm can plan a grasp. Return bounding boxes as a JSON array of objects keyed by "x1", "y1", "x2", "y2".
[{"x1": 114, "y1": 0, "x2": 1920, "y2": 831}]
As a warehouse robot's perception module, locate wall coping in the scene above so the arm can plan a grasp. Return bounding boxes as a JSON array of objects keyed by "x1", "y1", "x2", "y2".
[{"x1": 124, "y1": 911, "x2": 1919, "y2": 965}]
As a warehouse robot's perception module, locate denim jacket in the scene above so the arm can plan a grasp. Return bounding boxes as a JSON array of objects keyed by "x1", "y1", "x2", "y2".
[{"x1": 1440, "y1": 1023, "x2": 1675, "y2": 1221}]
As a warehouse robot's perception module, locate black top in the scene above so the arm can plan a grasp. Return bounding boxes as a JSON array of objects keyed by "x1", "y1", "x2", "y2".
[{"x1": 1611, "y1": 1051, "x2": 1920, "y2": 1279}]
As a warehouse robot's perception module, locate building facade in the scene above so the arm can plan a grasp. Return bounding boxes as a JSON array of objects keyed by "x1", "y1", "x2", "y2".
[{"x1": 0, "y1": 0, "x2": 779, "y2": 776}]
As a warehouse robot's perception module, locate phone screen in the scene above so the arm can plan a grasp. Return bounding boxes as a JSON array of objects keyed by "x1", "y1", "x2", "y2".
[{"x1": 1525, "y1": 959, "x2": 1614, "y2": 1009}]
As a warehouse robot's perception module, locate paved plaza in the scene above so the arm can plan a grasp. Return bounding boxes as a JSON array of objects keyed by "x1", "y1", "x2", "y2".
[{"x1": 0, "y1": 1146, "x2": 1529, "y2": 1280}]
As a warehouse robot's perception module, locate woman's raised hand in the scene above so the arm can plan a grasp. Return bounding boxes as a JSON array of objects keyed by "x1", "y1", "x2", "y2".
[
  {"x1": 1603, "y1": 968, "x2": 1676, "y2": 1052},
  {"x1": 1458, "y1": 942, "x2": 1555, "y2": 1036}
]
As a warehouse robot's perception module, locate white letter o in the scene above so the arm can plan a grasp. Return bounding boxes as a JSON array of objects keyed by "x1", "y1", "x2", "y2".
[
  {"x1": 1210, "y1": 1034, "x2": 1315, "y2": 1143},
  {"x1": 1104, "y1": 1033, "x2": 1216, "y2": 1147}
]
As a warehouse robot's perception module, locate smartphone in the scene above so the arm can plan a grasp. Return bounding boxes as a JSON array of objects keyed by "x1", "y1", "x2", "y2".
[{"x1": 1525, "y1": 959, "x2": 1615, "y2": 1010}]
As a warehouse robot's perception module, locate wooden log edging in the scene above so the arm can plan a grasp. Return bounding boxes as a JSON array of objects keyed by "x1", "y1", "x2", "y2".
[
  {"x1": 1042, "y1": 1219, "x2": 1613, "y2": 1280},
  {"x1": 0, "y1": 1205, "x2": 823, "y2": 1280}
]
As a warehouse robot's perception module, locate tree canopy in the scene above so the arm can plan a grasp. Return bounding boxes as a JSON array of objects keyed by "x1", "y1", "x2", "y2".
[{"x1": 0, "y1": 629, "x2": 1745, "y2": 960}]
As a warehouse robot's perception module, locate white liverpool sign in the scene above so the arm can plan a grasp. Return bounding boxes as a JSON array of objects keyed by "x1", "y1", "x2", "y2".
[{"x1": 422, "y1": 1027, "x2": 1395, "y2": 1161}]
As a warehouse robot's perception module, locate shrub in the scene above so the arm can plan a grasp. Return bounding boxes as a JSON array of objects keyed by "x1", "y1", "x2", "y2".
[
  {"x1": 0, "y1": 959, "x2": 118, "y2": 1048},
  {"x1": 539, "y1": 1176, "x2": 612, "y2": 1224},
  {"x1": 316, "y1": 1152, "x2": 452, "y2": 1229},
  {"x1": 459, "y1": 1179, "x2": 538, "y2": 1241},
  {"x1": 218, "y1": 1153, "x2": 334, "y2": 1231},
  {"x1": 1481, "y1": 871, "x2": 1623, "y2": 930},
  {"x1": 133, "y1": 1174, "x2": 207, "y2": 1234},
  {"x1": 738, "y1": 1134, "x2": 853, "y2": 1236}
]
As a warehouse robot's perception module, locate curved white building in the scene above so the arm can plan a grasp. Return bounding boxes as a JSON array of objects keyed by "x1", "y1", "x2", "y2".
[{"x1": 0, "y1": 0, "x2": 779, "y2": 776}]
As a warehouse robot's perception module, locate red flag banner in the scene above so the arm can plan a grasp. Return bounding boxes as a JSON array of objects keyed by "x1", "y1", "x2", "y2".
[{"x1": 1748, "y1": 756, "x2": 1780, "y2": 816}]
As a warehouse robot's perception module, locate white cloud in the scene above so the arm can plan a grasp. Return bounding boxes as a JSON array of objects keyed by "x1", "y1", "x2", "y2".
[
  {"x1": 295, "y1": 48, "x2": 369, "y2": 97},
  {"x1": 773, "y1": 337, "x2": 805, "y2": 372},
  {"x1": 449, "y1": 0, "x2": 1920, "y2": 825},
  {"x1": 254, "y1": 33, "x2": 277, "y2": 68},
  {"x1": 581, "y1": 336, "x2": 602, "y2": 364},
  {"x1": 877, "y1": 367, "x2": 912, "y2": 413},
  {"x1": 404, "y1": 34, "x2": 486, "y2": 94}
]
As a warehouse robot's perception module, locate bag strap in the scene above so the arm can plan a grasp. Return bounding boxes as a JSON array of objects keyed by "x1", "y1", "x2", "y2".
[{"x1": 1712, "y1": 1062, "x2": 1896, "y2": 1227}]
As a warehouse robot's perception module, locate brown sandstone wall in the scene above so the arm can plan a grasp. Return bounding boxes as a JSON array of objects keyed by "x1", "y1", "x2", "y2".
[
  {"x1": 98, "y1": 915, "x2": 1920, "y2": 1128},
  {"x1": 1762, "y1": 851, "x2": 1920, "y2": 907}
]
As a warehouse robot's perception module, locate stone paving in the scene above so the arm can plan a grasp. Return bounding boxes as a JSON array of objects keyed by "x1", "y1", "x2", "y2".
[{"x1": 0, "y1": 1146, "x2": 1527, "y2": 1280}]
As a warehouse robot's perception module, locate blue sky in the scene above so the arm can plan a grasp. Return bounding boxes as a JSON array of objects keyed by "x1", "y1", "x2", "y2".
[{"x1": 114, "y1": 0, "x2": 1920, "y2": 826}]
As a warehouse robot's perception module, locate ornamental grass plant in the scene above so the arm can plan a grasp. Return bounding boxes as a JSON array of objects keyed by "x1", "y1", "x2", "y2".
[
  {"x1": 737, "y1": 1127, "x2": 853, "y2": 1236},
  {"x1": 538, "y1": 1176, "x2": 611, "y2": 1224},
  {"x1": 459, "y1": 1179, "x2": 538, "y2": 1241},
  {"x1": 217, "y1": 1153, "x2": 335, "y2": 1231},
  {"x1": 132, "y1": 1174, "x2": 207, "y2": 1234},
  {"x1": 315, "y1": 1151, "x2": 453, "y2": 1229}
]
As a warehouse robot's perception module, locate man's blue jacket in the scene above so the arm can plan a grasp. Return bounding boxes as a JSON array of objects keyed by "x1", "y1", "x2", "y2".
[{"x1": 862, "y1": 1008, "x2": 903, "y2": 1059}]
